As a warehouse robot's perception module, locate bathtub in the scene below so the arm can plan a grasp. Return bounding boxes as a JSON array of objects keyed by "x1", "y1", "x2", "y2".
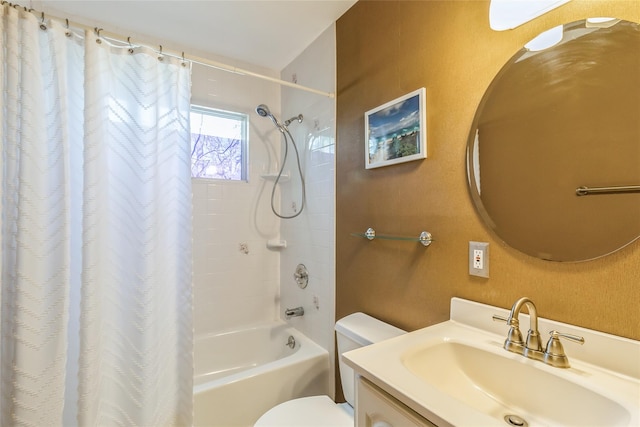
[{"x1": 193, "y1": 321, "x2": 330, "y2": 427}]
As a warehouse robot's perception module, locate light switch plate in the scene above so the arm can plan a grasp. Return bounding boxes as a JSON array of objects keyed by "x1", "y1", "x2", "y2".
[{"x1": 469, "y1": 241, "x2": 489, "y2": 278}]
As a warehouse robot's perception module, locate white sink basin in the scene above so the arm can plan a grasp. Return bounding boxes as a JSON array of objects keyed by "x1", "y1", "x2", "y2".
[
  {"x1": 343, "y1": 298, "x2": 640, "y2": 427},
  {"x1": 403, "y1": 341, "x2": 630, "y2": 426}
]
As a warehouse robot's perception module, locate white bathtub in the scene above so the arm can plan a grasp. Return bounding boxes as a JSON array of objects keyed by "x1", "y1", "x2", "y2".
[{"x1": 193, "y1": 321, "x2": 330, "y2": 427}]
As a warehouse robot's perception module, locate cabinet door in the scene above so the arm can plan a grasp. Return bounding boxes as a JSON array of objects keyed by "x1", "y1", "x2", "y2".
[{"x1": 356, "y1": 377, "x2": 436, "y2": 427}]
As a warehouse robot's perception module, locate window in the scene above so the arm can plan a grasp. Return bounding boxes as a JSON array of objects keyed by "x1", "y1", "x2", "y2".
[{"x1": 190, "y1": 106, "x2": 248, "y2": 181}]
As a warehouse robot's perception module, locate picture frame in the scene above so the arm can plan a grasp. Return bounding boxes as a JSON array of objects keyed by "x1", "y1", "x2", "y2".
[{"x1": 364, "y1": 88, "x2": 426, "y2": 169}]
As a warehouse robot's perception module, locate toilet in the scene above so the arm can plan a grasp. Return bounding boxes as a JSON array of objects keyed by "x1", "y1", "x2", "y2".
[{"x1": 254, "y1": 312, "x2": 406, "y2": 426}]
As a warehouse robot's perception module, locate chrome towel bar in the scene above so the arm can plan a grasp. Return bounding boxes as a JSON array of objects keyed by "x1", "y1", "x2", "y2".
[
  {"x1": 576, "y1": 185, "x2": 640, "y2": 196},
  {"x1": 351, "y1": 228, "x2": 433, "y2": 247}
]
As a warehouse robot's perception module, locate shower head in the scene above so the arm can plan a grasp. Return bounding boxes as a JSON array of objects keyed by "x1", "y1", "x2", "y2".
[
  {"x1": 256, "y1": 104, "x2": 282, "y2": 129},
  {"x1": 257, "y1": 104, "x2": 304, "y2": 131},
  {"x1": 256, "y1": 104, "x2": 271, "y2": 118}
]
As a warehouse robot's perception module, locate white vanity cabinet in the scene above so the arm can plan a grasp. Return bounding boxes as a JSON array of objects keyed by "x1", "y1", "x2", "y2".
[{"x1": 356, "y1": 377, "x2": 436, "y2": 427}]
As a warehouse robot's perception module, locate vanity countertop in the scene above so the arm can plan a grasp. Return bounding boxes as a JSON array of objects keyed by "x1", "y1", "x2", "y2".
[{"x1": 343, "y1": 298, "x2": 640, "y2": 427}]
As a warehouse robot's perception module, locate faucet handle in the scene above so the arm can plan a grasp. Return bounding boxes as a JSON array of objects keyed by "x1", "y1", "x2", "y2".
[
  {"x1": 546, "y1": 330, "x2": 585, "y2": 349},
  {"x1": 543, "y1": 330, "x2": 585, "y2": 368},
  {"x1": 492, "y1": 314, "x2": 509, "y2": 323},
  {"x1": 492, "y1": 314, "x2": 524, "y2": 353},
  {"x1": 492, "y1": 314, "x2": 521, "y2": 332},
  {"x1": 555, "y1": 330, "x2": 584, "y2": 343}
]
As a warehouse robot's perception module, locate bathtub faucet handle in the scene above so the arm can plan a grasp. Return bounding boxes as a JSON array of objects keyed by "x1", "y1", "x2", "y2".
[
  {"x1": 293, "y1": 264, "x2": 309, "y2": 289},
  {"x1": 285, "y1": 307, "x2": 304, "y2": 319}
]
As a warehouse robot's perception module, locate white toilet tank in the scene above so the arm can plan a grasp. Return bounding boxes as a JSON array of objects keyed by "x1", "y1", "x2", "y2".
[{"x1": 335, "y1": 313, "x2": 406, "y2": 406}]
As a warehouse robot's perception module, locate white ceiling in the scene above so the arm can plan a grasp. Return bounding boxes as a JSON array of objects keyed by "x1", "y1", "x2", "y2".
[{"x1": 34, "y1": 0, "x2": 357, "y2": 71}]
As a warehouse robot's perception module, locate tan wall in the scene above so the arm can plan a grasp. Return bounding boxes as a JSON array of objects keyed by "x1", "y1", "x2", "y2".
[{"x1": 336, "y1": 0, "x2": 640, "y2": 346}]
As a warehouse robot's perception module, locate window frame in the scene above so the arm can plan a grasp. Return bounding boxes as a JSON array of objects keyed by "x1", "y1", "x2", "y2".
[{"x1": 190, "y1": 104, "x2": 249, "y2": 182}]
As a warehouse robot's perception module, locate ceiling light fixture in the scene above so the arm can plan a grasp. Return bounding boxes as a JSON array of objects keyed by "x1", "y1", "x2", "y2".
[{"x1": 489, "y1": 0, "x2": 571, "y2": 31}]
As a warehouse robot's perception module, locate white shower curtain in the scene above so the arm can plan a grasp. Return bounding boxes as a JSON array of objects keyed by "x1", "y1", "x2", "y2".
[{"x1": 0, "y1": 5, "x2": 193, "y2": 426}]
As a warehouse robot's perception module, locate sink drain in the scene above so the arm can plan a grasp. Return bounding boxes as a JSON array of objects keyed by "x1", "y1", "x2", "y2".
[{"x1": 504, "y1": 414, "x2": 528, "y2": 427}]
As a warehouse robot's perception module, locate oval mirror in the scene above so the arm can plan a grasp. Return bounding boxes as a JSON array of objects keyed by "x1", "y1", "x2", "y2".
[{"x1": 467, "y1": 18, "x2": 640, "y2": 262}]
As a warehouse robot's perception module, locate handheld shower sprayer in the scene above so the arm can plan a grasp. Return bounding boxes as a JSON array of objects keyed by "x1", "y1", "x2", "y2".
[
  {"x1": 256, "y1": 104, "x2": 282, "y2": 129},
  {"x1": 255, "y1": 103, "x2": 306, "y2": 219},
  {"x1": 256, "y1": 104, "x2": 303, "y2": 131}
]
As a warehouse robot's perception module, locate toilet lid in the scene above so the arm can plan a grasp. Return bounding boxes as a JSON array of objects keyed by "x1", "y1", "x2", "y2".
[{"x1": 254, "y1": 395, "x2": 353, "y2": 427}]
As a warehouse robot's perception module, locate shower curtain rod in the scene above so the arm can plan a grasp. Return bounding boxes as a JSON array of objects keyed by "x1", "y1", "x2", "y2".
[{"x1": 11, "y1": 4, "x2": 335, "y2": 99}]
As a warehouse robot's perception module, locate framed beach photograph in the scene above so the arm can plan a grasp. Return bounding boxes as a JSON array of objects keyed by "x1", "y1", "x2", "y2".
[{"x1": 365, "y1": 88, "x2": 426, "y2": 169}]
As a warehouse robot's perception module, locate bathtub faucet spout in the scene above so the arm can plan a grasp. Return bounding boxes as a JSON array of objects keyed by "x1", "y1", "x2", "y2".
[{"x1": 285, "y1": 307, "x2": 304, "y2": 319}]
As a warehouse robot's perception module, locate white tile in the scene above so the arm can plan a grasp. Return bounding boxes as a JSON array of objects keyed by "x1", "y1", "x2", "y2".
[
  {"x1": 206, "y1": 182, "x2": 224, "y2": 200},
  {"x1": 192, "y1": 180, "x2": 208, "y2": 199},
  {"x1": 192, "y1": 26, "x2": 336, "y2": 349}
]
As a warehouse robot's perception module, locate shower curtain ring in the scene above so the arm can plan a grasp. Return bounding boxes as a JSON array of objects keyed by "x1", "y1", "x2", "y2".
[
  {"x1": 39, "y1": 11, "x2": 47, "y2": 30},
  {"x1": 127, "y1": 36, "x2": 134, "y2": 54},
  {"x1": 94, "y1": 27, "x2": 103, "y2": 43},
  {"x1": 65, "y1": 18, "x2": 72, "y2": 37},
  {"x1": 158, "y1": 45, "x2": 164, "y2": 61}
]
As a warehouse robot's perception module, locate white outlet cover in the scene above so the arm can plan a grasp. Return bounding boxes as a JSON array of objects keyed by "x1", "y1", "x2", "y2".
[{"x1": 469, "y1": 241, "x2": 489, "y2": 278}]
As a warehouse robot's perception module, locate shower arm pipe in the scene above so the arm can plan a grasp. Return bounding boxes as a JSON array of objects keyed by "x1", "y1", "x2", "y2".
[{"x1": 18, "y1": 5, "x2": 335, "y2": 99}]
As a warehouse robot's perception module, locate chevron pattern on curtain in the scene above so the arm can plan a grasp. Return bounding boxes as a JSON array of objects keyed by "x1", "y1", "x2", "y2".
[{"x1": 0, "y1": 5, "x2": 193, "y2": 426}]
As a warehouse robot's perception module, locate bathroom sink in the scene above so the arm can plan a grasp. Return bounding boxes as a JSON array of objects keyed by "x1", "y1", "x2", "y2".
[
  {"x1": 343, "y1": 298, "x2": 640, "y2": 427},
  {"x1": 402, "y1": 341, "x2": 630, "y2": 426}
]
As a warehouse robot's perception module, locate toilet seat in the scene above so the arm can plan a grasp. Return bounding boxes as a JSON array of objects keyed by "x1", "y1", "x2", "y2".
[{"x1": 254, "y1": 395, "x2": 353, "y2": 427}]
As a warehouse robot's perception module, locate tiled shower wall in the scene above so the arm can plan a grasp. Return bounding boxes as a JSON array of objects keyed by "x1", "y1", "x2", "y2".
[
  {"x1": 280, "y1": 26, "x2": 337, "y2": 396},
  {"x1": 190, "y1": 26, "x2": 337, "y2": 395},
  {"x1": 191, "y1": 58, "x2": 284, "y2": 335}
]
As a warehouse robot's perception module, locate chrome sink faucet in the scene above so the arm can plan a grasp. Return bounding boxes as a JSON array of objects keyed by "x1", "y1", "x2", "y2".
[{"x1": 493, "y1": 297, "x2": 584, "y2": 368}]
